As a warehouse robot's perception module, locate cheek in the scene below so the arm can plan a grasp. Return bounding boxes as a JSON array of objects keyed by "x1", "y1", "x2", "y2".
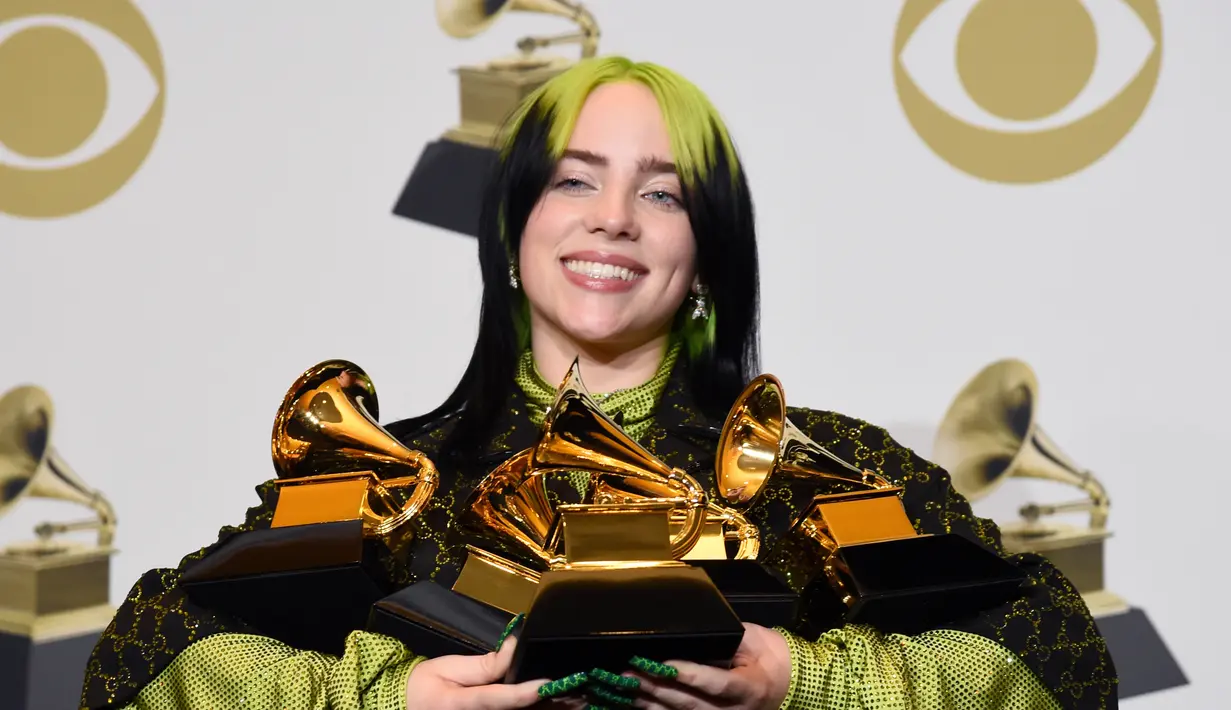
[
  {"x1": 518, "y1": 204, "x2": 576, "y2": 314},
  {"x1": 652, "y1": 221, "x2": 698, "y2": 288},
  {"x1": 519, "y1": 209, "x2": 559, "y2": 275}
]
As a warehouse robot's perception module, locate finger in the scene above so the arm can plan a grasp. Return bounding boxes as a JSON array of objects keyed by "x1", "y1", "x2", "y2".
[
  {"x1": 538, "y1": 671, "x2": 590, "y2": 699},
  {"x1": 587, "y1": 668, "x2": 640, "y2": 692},
  {"x1": 452, "y1": 678, "x2": 548, "y2": 710},
  {"x1": 497, "y1": 613, "x2": 526, "y2": 650},
  {"x1": 627, "y1": 694, "x2": 675, "y2": 710},
  {"x1": 634, "y1": 677, "x2": 717, "y2": 710},
  {"x1": 585, "y1": 682, "x2": 636, "y2": 707},
  {"x1": 657, "y1": 659, "x2": 750, "y2": 700},
  {"x1": 439, "y1": 637, "x2": 540, "y2": 688},
  {"x1": 539, "y1": 699, "x2": 590, "y2": 709},
  {"x1": 628, "y1": 657, "x2": 678, "y2": 679},
  {"x1": 635, "y1": 669, "x2": 738, "y2": 708}
]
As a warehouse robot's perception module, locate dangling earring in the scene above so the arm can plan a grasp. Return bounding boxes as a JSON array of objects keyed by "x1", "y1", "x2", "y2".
[
  {"x1": 691, "y1": 283, "x2": 709, "y2": 320},
  {"x1": 509, "y1": 263, "x2": 520, "y2": 289}
]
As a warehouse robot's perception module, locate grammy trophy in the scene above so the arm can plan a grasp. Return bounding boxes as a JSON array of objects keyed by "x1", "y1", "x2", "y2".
[
  {"x1": 370, "y1": 360, "x2": 745, "y2": 683},
  {"x1": 0, "y1": 385, "x2": 117, "y2": 710},
  {"x1": 934, "y1": 359, "x2": 1124, "y2": 615},
  {"x1": 716, "y1": 374, "x2": 1026, "y2": 635},
  {"x1": 393, "y1": 0, "x2": 601, "y2": 237},
  {"x1": 934, "y1": 358, "x2": 1188, "y2": 698},
  {"x1": 180, "y1": 359, "x2": 440, "y2": 656}
]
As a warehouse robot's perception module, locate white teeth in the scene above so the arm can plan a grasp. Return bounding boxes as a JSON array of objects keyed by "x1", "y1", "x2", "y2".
[{"x1": 563, "y1": 260, "x2": 642, "y2": 281}]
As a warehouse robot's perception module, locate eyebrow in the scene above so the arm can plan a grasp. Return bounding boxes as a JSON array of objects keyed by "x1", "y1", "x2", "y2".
[{"x1": 560, "y1": 149, "x2": 676, "y2": 175}]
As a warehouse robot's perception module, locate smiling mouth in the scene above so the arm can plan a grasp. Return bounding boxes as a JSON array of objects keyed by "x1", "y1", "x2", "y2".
[{"x1": 562, "y1": 259, "x2": 645, "y2": 282}]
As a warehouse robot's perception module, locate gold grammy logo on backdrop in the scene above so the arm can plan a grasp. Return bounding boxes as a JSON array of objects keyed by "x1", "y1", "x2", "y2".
[
  {"x1": 0, "y1": 0, "x2": 164, "y2": 219},
  {"x1": 893, "y1": 0, "x2": 1162, "y2": 184}
]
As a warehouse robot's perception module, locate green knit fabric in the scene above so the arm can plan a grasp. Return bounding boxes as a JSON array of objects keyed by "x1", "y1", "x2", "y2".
[
  {"x1": 515, "y1": 341, "x2": 680, "y2": 499},
  {"x1": 117, "y1": 631, "x2": 422, "y2": 710},
  {"x1": 515, "y1": 341, "x2": 680, "y2": 443},
  {"x1": 777, "y1": 625, "x2": 1061, "y2": 710}
]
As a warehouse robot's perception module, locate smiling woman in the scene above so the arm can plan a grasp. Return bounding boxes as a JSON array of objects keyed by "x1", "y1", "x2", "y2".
[
  {"x1": 79, "y1": 56, "x2": 1116, "y2": 710},
  {"x1": 439, "y1": 60, "x2": 759, "y2": 453},
  {"x1": 518, "y1": 82, "x2": 703, "y2": 387}
]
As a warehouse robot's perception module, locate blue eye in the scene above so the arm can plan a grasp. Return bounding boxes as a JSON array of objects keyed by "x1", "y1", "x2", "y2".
[
  {"x1": 555, "y1": 178, "x2": 589, "y2": 192},
  {"x1": 646, "y1": 190, "x2": 681, "y2": 207}
]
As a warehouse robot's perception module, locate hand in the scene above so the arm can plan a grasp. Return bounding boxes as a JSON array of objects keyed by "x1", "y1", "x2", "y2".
[
  {"x1": 405, "y1": 636, "x2": 548, "y2": 710},
  {"x1": 630, "y1": 623, "x2": 792, "y2": 710}
]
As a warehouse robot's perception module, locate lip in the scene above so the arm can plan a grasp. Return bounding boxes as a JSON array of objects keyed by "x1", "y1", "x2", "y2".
[
  {"x1": 560, "y1": 251, "x2": 648, "y2": 273},
  {"x1": 559, "y1": 251, "x2": 645, "y2": 293}
]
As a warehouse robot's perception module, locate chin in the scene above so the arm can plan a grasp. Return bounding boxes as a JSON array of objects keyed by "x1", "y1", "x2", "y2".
[
  {"x1": 557, "y1": 312, "x2": 637, "y2": 349},
  {"x1": 561, "y1": 325, "x2": 631, "y2": 349}
]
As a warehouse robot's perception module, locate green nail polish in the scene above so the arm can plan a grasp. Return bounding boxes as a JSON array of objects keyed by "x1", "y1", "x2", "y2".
[
  {"x1": 629, "y1": 656, "x2": 678, "y2": 679},
  {"x1": 588, "y1": 683, "x2": 636, "y2": 706},
  {"x1": 538, "y1": 671, "x2": 589, "y2": 698},
  {"x1": 588, "y1": 668, "x2": 640, "y2": 689},
  {"x1": 496, "y1": 613, "x2": 524, "y2": 650}
]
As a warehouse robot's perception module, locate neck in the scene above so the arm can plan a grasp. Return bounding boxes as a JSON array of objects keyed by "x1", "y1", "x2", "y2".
[{"x1": 531, "y1": 328, "x2": 671, "y2": 395}]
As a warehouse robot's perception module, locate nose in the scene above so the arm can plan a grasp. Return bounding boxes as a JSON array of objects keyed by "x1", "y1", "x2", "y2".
[{"x1": 584, "y1": 188, "x2": 640, "y2": 240}]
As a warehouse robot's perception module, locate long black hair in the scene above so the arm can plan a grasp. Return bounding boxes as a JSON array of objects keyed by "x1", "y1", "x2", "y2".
[{"x1": 396, "y1": 57, "x2": 761, "y2": 460}]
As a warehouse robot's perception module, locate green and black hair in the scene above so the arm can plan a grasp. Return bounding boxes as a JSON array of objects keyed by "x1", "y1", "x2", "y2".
[{"x1": 404, "y1": 56, "x2": 760, "y2": 457}]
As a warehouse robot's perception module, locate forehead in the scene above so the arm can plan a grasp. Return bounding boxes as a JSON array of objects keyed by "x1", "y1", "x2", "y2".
[{"x1": 566, "y1": 81, "x2": 672, "y2": 157}]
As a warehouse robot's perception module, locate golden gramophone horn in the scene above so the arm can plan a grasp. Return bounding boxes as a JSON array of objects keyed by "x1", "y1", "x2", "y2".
[
  {"x1": 717, "y1": 374, "x2": 895, "y2": 505},
  {"x1": 436, "y1": 0, "x2": 599, "y2": 58},
  {"x1": 715, "y1": 374, "x2": 1029, "y2": 627},
  {"x1": 269, "y1": 360, "x2": 439, "y2": 539},
  {"x1": 460, "y1": 360, "x2": 709, "y2": 567},
  {"x1": 932, "y1": 359, "x2": 1109, "y2": 531},
  {"x1": 454, "y1": 360, "x2": 739, "y2": 616},
  {"x1": 0, "y1": 385, "x2": 116, "y2": 549},
  {"x1": 532, "y1": 360, "x2": 709, "y2": 559},
  {"x1": 716, "y1": 374, "x2": 923, "y2": 610}
]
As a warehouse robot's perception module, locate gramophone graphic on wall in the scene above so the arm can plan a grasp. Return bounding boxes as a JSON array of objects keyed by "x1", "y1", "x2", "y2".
[
  {"x1": 392, "y1": 0, "x2": 600, "y2": 238},
  {"x1": 0, "y1": 385, "x2": 118, "y2": 710},
  {"x1": 933, "y1": 359, "x2": 1188, "y2": 701}
]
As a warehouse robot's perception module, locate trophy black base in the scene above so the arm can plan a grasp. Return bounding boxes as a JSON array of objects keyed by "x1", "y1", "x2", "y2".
[
  {"x1": 180, "y1": 520, "x2": 393, "y2": 656},
  {"x1": 687, "y1": 560, "x2": 799, "y2": 629},
  {"x1": 0, "y1": 628, "x2": 101, "y2": 710},
  {"x1": 392, "y1": 138, "x2": 499, "y2": 238},
  {"x1": 507, "y1": 565, "x2": 745, "y2": 683},
  {"x1": 805, "y1": 534, "x2": 1027, "y2": 635},
  {"x1": 367, "y1": 581, "x2": 514, "y2": 658},
  {"x1": 1096, "y1": 607, "x2": 1187, "y2": 700}
]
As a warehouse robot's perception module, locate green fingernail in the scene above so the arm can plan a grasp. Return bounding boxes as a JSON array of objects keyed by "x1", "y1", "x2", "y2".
[
  {"x1": 588, "y1": 668, "x2": 640, "y2": 689},
  {"x1": 494, "y1": 612, "x2": 524, "y2": 649},
  {"x1": 496, "y1": 613, "x2": 524, "y2": 650},
  {"x1": 587, "y1": 683, "x2": 636, "y2": 706},
  {"x1": 629, "y1": 656, "x2": 678, "y2": 679},
  {"x1": 538, "y1": 671, "x2": 588, "y2": 698}
]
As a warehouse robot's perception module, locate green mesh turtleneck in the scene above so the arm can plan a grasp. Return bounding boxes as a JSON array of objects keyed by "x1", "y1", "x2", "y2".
[{"x1": 515, "y1": 340, "x2": 680, "y2": 442}]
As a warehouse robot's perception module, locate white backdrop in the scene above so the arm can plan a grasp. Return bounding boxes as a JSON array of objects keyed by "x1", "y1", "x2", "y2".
[{"x1": 2, "y1": 1, "x2": 1227, "y2": 706}]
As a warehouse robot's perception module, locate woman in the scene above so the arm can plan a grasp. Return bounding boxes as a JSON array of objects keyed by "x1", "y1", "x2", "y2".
[{"x1": 80, "y1": 56, "x2": 1117, "y2": 710}]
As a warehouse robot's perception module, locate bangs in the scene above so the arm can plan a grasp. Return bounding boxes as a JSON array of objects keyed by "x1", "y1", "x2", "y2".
[{"x1": 500, "y1": 57, "x2": 741, "y2": 191}]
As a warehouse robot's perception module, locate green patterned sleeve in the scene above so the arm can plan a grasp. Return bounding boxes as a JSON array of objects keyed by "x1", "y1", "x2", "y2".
[
  {"x1": 775, "y1": 625, "x2": 1060, "y2": 710},
  {"x1": 114, "y1": 630, "x2": 425, "y2": 710},
  {"x1": 776, "y1": 409, "x2": 1117, "y2": 709}
]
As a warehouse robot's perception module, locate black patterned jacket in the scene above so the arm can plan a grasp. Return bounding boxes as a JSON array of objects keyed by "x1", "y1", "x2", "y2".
[{"x1": 80, "y1": 362, "x2": 1116, "y2": 709}]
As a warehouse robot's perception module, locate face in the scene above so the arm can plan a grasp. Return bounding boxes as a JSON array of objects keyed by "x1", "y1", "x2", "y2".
[{"x1": 518, "y1": 81, "x2": 697, "y2": 354}]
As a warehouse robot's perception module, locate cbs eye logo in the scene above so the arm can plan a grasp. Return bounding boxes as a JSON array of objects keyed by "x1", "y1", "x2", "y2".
[
  {"x1": 0, "y1": 0, "x2": 164, "y2": 219},
  {"x1": 894, "y1": 0, "x2": 1162, "y2": 184}
]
